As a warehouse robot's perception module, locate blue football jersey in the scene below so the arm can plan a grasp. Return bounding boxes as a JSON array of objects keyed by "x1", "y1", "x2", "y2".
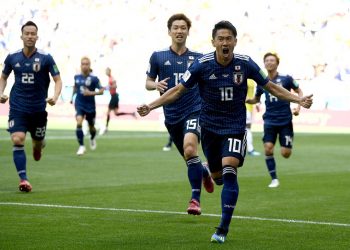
[
  {"x1": 147, "y1": 47, "x2": 202, "y2": 124},
  {"x1": 256, "y1": 74, "x2": 299, "y2": 126},
  {"x1": 181, "y1": 52, "x2": 269, "y2": 135},
  {"x1": 2, "y1": 49, "x2": 60, "y2": 113},
  {"x1": 74, "y1": 74, "x2": 102, "y2": 113}
]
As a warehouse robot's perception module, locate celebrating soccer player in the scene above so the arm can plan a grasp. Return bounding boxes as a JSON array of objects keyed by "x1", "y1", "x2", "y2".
[
  {"x1": 144, "y1": 13, "x2": 215, "y2": 215},
  {"x1": 138, "y1": 20, "x2": 313, "y2": 243}
]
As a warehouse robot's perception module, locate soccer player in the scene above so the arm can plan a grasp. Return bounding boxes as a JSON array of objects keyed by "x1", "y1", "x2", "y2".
[
  {"x1": 246, "y1": 52, "x2": 304, "y2": 188},
  {"x1": 145, "y1": 13, "x2": 214, "y2": 215},
  {"x1": 246, "y1": 79, "x2": 261, "y2": 156},
  {"x1": 137, "y1": 20, "x2": 313, "y2": 243},
  {"x1": 0, "y1": 21, "x2": 62, "y2": 192},
  {"x1": 71, "y1": 57, "x2": 103, "y2": 155},
  {"x1": 100, "y1": 67, "x2": 136, "y2": 135}
]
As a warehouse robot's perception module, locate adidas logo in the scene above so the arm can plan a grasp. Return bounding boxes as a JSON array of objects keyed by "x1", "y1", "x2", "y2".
[
  {"x1": 15, "y1": 63, "x2": 20, "y2": 67},
  {"x1": 164, "y1": 60, "x2": 171, "y2": 65},
  {"x1": 209, "y1": 74, "x2": 217, "y2": 80}
]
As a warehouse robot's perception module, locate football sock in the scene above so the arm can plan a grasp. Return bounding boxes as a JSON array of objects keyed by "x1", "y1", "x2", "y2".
[
  {"x1": 186, "y1": 156, "x2": 203, "y2": 202},
  {"x1": 13, "y1": 145, "x2": 27, "y2": 180},
  {"x1": 106, "y1": 114, "x2": 110, "y2": 127},
  {"x1": 90, "y1": 127, "x2": 96, "y2": 140},
  {"x1": 76, "y1": 126, "x2": 84, "y2": 146},
  {"x1": 202, "y1": 162, "x2": 210, "y2": 178},
  {"x1": 265, "y1": 155, "x2": 277, "y2": 179},
  {"x1": 246, "y1": 127, "x2": 254, "y2": 152},
  {"x1": 219, "y1": 165, "x2": 239, "y2": 232}
]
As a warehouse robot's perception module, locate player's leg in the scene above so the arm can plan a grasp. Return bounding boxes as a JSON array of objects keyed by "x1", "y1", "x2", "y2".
[
  {"x1": 162, "y1": 136, "x2": 173, "y2": 151},
  {"x1": 86, "y1": 112, "x2": 97, "y2": 150},
  {"x1": 211, "y1": 132, "x2": 246, "y2": 243},
  {"x1": 246, "y1": 110, "x2": 260, "y2": 156},
  {"x1": 8, "y1": 111, "x2": 31, "y2": 192},
  {"x1": 263, "y1": 124, "x2": 279, "y2": 187},
  {"x1": 279, "y1": 121, "x2": 294, "y2": 159},
  {"x1": 75, "y1": 110, "x2": 85, "y2": 155},
  {"x1": 30, "y1": 111, "x2": 48, "y2": 161}
]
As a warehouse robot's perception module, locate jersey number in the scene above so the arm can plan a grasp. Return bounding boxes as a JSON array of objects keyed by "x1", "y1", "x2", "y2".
[
  {"x1": 173, "y1": 73, "x2": 184, "y2": 85},
  {"x1": 35, "y1": 126, "x2": 46, "y2": 138},
  {"x1": 186, "y1": 119, "x2": 197, "y2": 130},
  {"x1": 228, "y1": 138, "x2": 241, "y2": 153},
  {"x1": 219, "y1": 87, "x2": 233, "y2": 101},
  {"x1": 22, "y1": 73, "x2": 34, "y2": 84}
]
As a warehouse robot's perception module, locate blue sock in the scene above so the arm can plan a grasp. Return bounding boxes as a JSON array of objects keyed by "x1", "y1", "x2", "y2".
[
  {"x1": 202, "y1": 162, "x2": 210, "y2": 178},
  {"x1": 90, "y1": 128, "x2": 96, "y2": 140},
  {"x1": 186, "y1": 156, "x2": 203, "y2": 202},
  {"x1": 76, "y1": 127, "x2": 84, "y2": 146},
  {"x1": 266, "y1": 155, "x2": 277, "y2": 179},
  {"x1": 13, "y1": 145, "x2": 27, "y2": 180},
  {"x1": 219, "y1": 165, "x2": 239, "y2": 232}
]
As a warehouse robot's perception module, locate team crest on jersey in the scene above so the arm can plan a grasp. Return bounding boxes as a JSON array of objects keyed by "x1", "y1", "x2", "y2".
[
  {"x1": 235, "y1": 65, "x2": 241, "y2": 71},
  {"x1": 32, "y1": 62, "x2": 41, "y2": 72},
  {"x1": 233, "y1": 72, "x2": 244, "y2": 85},
  {"x1": 85, "y1": 77, "x2": 92, "y2": 86}
]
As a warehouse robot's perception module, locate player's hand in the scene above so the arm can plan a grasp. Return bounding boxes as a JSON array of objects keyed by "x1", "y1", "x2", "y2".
[
  {"x1": 0, "y1": 94, "x2": 8, "y2": 103},
  {"x1": 137, "y1": 104, "x2": 151, "y2": 116},
  {"x1": 292, "y1": 107, "x2": 300, "y2": 116},
  {"x1": 299, "y1": 94, "x2": 313, "y2": 109},
  {"x1": 83, "y1": 89, "x2": 93, "y2": 96},
  {"x1": 156, "y1": 77, "x2": 170, "y2": 93},
  {"x1": 46, "y1": 97, "x2": 58, "y2": 106}
]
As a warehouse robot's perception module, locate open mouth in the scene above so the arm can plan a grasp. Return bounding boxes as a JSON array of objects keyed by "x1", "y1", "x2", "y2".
[{"x1": 223, "y1": 48, "x2": 229, "y2": 55}]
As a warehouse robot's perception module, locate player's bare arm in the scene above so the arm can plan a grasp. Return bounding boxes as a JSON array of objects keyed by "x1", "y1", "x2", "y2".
[
  {"x1": 145, "y1": 76, "x2": 170, "y2": 93},
  {"x1": 83, "y1": 87, "x2": 104, "y2": 97},
  {"x1": 137, "y1": 83, "x2": 186, "y2": 116},
  {"x1": 292, "y1": 87, "x2": 303, "y2": 116},
  {"x1": 263, "y1": 81, "x2": 313, "y2": 108},
  {"x1": 46, "y1": 74, "x2": 62, "y2": 106},
  {"x1": 0, "y1": 73, "x2": 9, "y2": 103}
]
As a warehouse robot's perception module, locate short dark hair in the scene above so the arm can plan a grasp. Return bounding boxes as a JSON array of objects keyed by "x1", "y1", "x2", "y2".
[
  {"x1": 212, "y1": 21, "x2": 237, "y2": 39},
  {"x1": 263, "y1": 52, "x2": 280, "y2": 65},
  {"x1": 167, "y1": 13, "x2": 191, "y2": 30},
  {"x1": 21, "y1": 21, "x2": 38, "y2": 33}
]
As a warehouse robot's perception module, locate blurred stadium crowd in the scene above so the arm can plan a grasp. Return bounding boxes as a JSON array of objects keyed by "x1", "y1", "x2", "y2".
[{"x1": 0, "y1": 0, "x2": 349, "y2": 110}]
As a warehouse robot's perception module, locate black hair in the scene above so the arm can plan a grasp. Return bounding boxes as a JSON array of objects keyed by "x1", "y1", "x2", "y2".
[
  {"x1": 167, "y1": 13, "x2": 191, "y2": 30},
  {"x1": 212, "y1": 20, "x2": 237, "y2": 39},
  {"x1": 21, "y1": 21, "x2": 38, "y2": 33}
]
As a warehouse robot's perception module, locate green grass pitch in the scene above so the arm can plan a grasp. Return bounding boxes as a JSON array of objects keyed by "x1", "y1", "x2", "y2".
[{"x1": 0, "y1": 130, "x2": 349, "y2": 249}]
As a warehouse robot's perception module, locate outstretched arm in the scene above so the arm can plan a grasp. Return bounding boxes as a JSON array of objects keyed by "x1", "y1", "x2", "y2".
[
  {"x1": 291, "y1": 87, "x2": 303, "y2": 115},
  {"x1": 137, "y1": 84, "x2": 187, "y2": 116},
  {"x1": 263, "y1": 81, "x2": 313, "y2": 108}
]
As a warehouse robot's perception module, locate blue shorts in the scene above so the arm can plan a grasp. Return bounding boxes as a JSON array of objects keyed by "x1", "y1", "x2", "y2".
[
  {"x1": 108, "y1": 94, "x2": 119, "y2": 109},
  {"x1": 8, "y1": 110, "x2": 48, "y2": 141},
  {"x1": 165, "y1": 112, "x2": 200, "y2": 157},
  {"x1": 201, "y1": 127, "x2": 247, "y2": 173},
  {"x1": 75, "y1": 107, "x2": 96, "y2": 126},
  {"x1": 263, "y1": 122, "x2": 294, "y2": 148}
]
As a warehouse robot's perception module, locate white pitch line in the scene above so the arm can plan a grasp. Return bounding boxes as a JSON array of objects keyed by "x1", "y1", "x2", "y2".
[{"x1": 0, "y1": 202, "x2": 349, "y2": 228}]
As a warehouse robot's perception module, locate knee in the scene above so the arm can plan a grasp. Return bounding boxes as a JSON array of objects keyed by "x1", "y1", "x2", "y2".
[
  {"x1": 281, "y1": 150, "x2": 292, "y2": 158},
  {"x1": 12, "y1": 135, "x2": 25, "y2": 145},
  {"x1": 184, "y1": 145, "x2": 196, "y2": 159}
]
